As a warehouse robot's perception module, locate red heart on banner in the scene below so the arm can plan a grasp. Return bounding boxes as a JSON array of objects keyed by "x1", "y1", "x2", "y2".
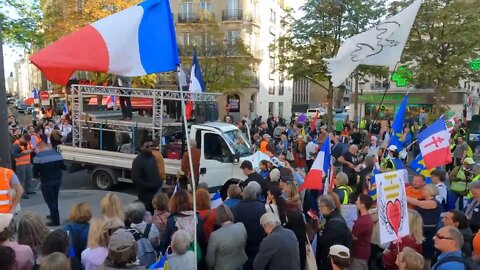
[{"x1": 386, "y1": 199, "x2": 402, "y2": 235}]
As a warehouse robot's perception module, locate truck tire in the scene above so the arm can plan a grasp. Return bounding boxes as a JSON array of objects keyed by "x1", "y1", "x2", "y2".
[
  {"x1": 92, "y1": 168, "x2": 115, "y2": 191},
  {"x1": 219, "y1": 178, "x2": 242, "y2": 201}
]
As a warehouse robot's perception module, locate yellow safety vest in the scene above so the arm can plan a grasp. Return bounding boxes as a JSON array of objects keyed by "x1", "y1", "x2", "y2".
[
  {"x1": 467, "y1": 174, "x2": 480, "y2": 199},
  {"x1": 338, "y1": 186, "x2": 353, "y2": 205}
]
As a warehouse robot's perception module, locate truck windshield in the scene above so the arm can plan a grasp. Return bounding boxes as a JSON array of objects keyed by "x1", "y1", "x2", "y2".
[{"x1": 223, "y1": 129, "x2": 252, "y2": 157}]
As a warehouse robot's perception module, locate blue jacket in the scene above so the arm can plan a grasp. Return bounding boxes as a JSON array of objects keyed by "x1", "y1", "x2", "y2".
[
  {"x1": 431, "y1": 251, "x2": 466, "y2": 270},
  {"x1": 33, "y1": 149, "x2": 66, "y2": 183}
]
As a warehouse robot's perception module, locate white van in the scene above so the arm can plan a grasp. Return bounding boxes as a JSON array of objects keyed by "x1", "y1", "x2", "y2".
[{"x1": 307, "y1": 108, "x2": 326, "y2": 119}]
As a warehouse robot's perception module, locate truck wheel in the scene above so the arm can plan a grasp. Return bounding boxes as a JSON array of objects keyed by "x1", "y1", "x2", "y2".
[
  {"x1": 92, "y1": 169, "x2": 115, "y2": 190},
  {"x1": 219, "y1": 178, "x2": 242, "y2": 201}
]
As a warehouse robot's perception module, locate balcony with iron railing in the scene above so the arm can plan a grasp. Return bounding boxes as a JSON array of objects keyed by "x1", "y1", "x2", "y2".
[
  {"x1": 222, "y1": 9, "x2": 243, "y2": 21},
  {"x1": 177, "y1": 13, "x2": 199, "y2": 23},
  {"x1": 179, "y1": 45, "x2": 263, "y2": 59}
]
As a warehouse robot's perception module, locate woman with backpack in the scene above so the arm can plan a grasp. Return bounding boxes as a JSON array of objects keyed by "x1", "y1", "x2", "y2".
[
  {"x1": 195, "y1": 189, "x2": 216, "y2": 242},
  {"x1": 81, "y1": 217, "x2": 109, "y2": 270},
  {"x1": 63, "y1": 202, "x2": 92, "y2": 262}
]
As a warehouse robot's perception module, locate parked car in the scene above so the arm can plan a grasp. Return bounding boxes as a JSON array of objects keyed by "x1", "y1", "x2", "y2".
[{"x1": 17, "y1": 102, "x2": 28, "y2": 113}]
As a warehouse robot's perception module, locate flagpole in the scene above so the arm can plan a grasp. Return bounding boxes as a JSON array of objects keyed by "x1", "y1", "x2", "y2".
[{"x1": 177, "y1": 66, "x2": 198, "y2": 269}]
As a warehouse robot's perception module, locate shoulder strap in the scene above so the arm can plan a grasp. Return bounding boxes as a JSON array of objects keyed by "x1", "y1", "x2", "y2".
[
  {"x1": 143, "y1": 223, "x2": 152, "y2": 239},
  {"x1": 268, "y1": 204, "x2": 274, "y2": 213}
]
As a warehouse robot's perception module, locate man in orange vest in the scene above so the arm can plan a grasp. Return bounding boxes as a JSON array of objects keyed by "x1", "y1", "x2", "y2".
[
  {"x1": 44, "y1": 107, "x2": 53, "y2": 120},
  {"x1": 11, "y1": 134, "x2": 34, "y2": 199},
  {"x1": 260, "y1": 134, "x2": 274, "y2": 157},
  {"x1": 0, "y1": 158, "x2": 24, "y2": 214}
]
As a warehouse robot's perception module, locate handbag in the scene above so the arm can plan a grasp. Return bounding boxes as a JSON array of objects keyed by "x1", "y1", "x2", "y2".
[{"x1": 305, "y1": 234, "x2": 317, "y2": 270}]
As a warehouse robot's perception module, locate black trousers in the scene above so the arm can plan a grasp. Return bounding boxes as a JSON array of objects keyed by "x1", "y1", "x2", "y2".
[
  {"x1": 119, "y1": 96, "x2": 132, "y2": 118},
  {"x1": 41, "y1": 181, "x2": 61, "y2": 223}
]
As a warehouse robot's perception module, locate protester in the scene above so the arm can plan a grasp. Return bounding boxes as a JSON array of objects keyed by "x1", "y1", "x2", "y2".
[
  {"x1": 431, "y1": 170, "x2": 448, "y2": 212},
  {"x1": 382, "y1": 209, "x2": 424, "y2": 270},
  {"x1": 265, "y1": 183, "x2": 287, "y2": 224},
  {"x1": 125, "y1": 201, "x2": 160, "y2": 249},
  {"x1": 395, "y1": 247, "x2": 424, "y2": 270},
  {"x1": 195, "y1": 188, "x2": 217, "y2": 242},
  {"x1": 167, "y1": 230, "x2": 196, "y2": 270},
  {"x1": 253, "y1": 212, "x2": 300, "y2": 270},
  {"x1": 231, "y1": 183, "x2": 266, "y2": 270},
  {"x1": 39, "y1": 230, "x2": 82, "y2": 270},
  {"x1": 465, "y1": 181, "x2": 480, "y2": 233},
  {"x1": 442, "y1": 210, "x2": 473, "y2": 256},
  {"x1": 316, "y1": 195, "x2": 351, "y2": 270},
  {"x1": 11, "y1": 133, "x2": 34, "y2": 198},
  {"x1": 33, "y1": 141, "x2": 66, "y2": 226},
  {"x1": 450, "y1": 157, "x2": 475, "y2": 211},
  {"x1": 205, "y1": 204, "x2": 248, "y2": 270},
  {"x1": 0, "y1": 157, "x2": 24, "y2": 213},
  {"x1": 160, "y1": 189, "x2": 204, "y2": 256},
  {"x1": 0, "y1": 245, "x2": 17, "y2": 270},
  {"x1": 349, "y1": 194, "x2": 374, "y2": 270},
  {"x1": 100, "y1": 193, "x2": 126, "y2": 222},
  {"x1": 430, "y1": 226, "x2": 467, "y2": 270},
  {"x1": 151, "y1": 191, "x2": 170, "y2": 237},
  {"x1": 453, "y1": 136, "x2": 468, "y2": 166},
  {"x1": 17, "y1": 212, "x2": 50, "y2": 259},
  {"x1": 40, "y1": 252, "x2": 72, "y2": 270},
  {"x1": 338, "y1": 144, "x2": 358, "y2": 186},
  {"x1": 64, "y1": 202, "x2": 92, "y2": 261},
  {"x1": 294, "y1": 135, "x2": 306, "y2": 169},
  {"x1": 223, "y1": 184, "x2": 242, "y2": 208},
  {"x1": 180, "y1": 139, "x2": 201, "y2": 187},
  {"x1": 0, "y1": 213, "x2": 35, "y2": 270},
  {"x1": 102, "y1": 228, "x2": 145, "y2": 269},
  {"x1": 112, "y1": 75, "x2": 133, "y2": 120},
  {"x1": 132, "y1": 139, "x2": 163, "y2": 214},
  {"x1": 284, "y1": 180, "x2": 302, "y2": 211},
  {"x1": 333, "y1": 172, "x2": 353, "y2": 205},
  {"x1": 81, "y1": 217, "x2": 109, "y2": 270},
  {"x1": 329, "y1": 245, "x2": 351, "y2": 270},
  {"x1": 240, "y1": 160, "x2": 269, "y2": 200},
  {"x1": 406, "y1": 174, "x2": 426, "y2": 209},
  {"x1": 474, "y1": 232, "x2": 480, "y2": 262}
]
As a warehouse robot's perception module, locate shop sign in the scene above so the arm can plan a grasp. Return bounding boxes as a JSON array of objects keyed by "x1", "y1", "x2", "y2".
[
  {"x1": 227, "y1": 94, "x2": 240, "y2": 113},
  {"x1": 471, "y1": 59, "x2": 480, "y2": 71},
  {"x1": 358, "y1": 94, "x2": 422, "y2": 104}
]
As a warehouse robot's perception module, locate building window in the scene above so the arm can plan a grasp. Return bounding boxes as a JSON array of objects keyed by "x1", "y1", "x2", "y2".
[
  {"x1": 269, "y1": 57, "x2": 275, "y2": 74},
  {"x1": 200, "y1": 1, "x2": 212, "y2": 11},
  {"x1": 279, "y1": 79, "x2": 284, "y2": 96},
  {"x1": 227, "y1": 0, "x2": 239, "y2": 10},
  {"x1": 268, "y1": 102, "x2": 274, "y2": 115},
  {"x1": 182, "y1": 2, "x2": 193, "y2": 17},
  {"x1": 227, "y1": 30, "x2": 240, "y2": 45},
  {"x1": 182, "y1": 33, "x2": 191, "y2": 46},
  {"x1": 278, "y1": 102, "x2": 284, "y2": 117},
  {"x1": 270, "y1": 9, "x2": 276, "y2": 23},
  {"x1": 269, "y1": 81, "x2": 275, "y2": 95}
]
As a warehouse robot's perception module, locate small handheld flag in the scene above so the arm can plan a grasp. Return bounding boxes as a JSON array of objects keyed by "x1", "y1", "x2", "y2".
[
  {"x1": 62, "y1": 103, "x2": 69, "y2": 116},
  {"x1": 410, "y1": 154, "x2": 433, "y2": 183},
  {"x1": 210, "y1": 191, "x2": 223, "y2": 209}
]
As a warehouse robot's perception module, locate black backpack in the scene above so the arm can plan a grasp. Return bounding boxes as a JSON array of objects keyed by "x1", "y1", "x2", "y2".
[
  {"x1": 433, "y1": 255, "x2": 479, "y2": 270},
  {"x1": 66, "y1": 223, "x2": 88, "y2": 260}
]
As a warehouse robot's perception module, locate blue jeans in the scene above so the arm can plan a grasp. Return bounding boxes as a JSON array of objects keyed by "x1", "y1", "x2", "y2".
[{"x1": 451, "y1": 192, "x2": 465, "y2": 211}]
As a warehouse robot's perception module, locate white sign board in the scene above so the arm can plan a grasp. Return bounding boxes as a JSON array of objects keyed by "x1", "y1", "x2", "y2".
[{"x1": 376, "y1": 169, "x2": 410, "y2": 245}]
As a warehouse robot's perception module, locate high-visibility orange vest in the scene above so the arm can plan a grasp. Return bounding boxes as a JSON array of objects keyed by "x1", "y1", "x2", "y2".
[
  {"x1": 260, "y1": 140, "x2": 269, "y2": 153},
  {"x1": 0, "y1": 167, "x2": 13, "y2": 213},
  {"x1": 13, "y1": 140, "x2": 31, "y2": 166},
  {"x1": 45, "y1": 108, "x2": 52, "y2": 118},
  {"x1": 31, "y1": 134, "x2": 41, "y2": 150}
]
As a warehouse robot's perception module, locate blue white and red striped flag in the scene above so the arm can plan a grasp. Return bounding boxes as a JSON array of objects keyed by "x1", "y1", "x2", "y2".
[{"x1": 418, "y1": 118, "x2": 452, "y2": 169}]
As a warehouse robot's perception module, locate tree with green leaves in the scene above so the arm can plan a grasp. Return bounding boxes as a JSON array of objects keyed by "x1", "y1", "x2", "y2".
[
  {"x1": 179, "y1": 17, "x2": 254, "y2": 94},
  {"x1": 0, "y1": 0, "x2": 43, "y2": 50},
  {"x1": 276, "y1": 0, "x2": 387, "y2": 128},
  {"x1": 398, "y1": 0, "x2": 480, "y2": 117}
]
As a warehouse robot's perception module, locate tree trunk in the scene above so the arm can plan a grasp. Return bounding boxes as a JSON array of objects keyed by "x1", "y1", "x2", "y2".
[{"x1": 327, "y1": 80, "x2": 334, "y2": 132}]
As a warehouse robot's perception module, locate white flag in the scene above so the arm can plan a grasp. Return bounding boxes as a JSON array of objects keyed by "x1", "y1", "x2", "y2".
[
  {"x1": 178, "y1": 67, "x2": 188, "y2": 88},
  {"x1": 326, "y1": 0, "x2": 422, "y2": 87}
]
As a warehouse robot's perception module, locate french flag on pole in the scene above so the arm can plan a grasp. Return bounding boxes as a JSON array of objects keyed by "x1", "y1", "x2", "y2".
[
  {"x1": 62, "y1": 103, "x2": 69, "y2": 116},
  {"x1": 189, "y1": 48, "x2": 206, "y2": 93},
  {"x1": 106, "y1": 95, "x2": 115, "y2": 109},
  {"x1": 29, "y1": 0, "x2": 179, "y2": 86},
  {"x1": 418, "y1": 118, "x2": 452, "y2": 169},
  {"x1": 299, "y1": 139, "x2": 331, "y2": 192}
]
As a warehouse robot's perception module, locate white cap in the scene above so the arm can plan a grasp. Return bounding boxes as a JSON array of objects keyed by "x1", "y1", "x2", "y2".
[
  {"x1": 329, "y1": 244, "x2": 350, "y2": 258},
  {"x1": 387, "y1": 145, "x2": 398, "y2": 151},
  {"x1": 0, "y1": 213, "x2": 13, "y2": 232}
]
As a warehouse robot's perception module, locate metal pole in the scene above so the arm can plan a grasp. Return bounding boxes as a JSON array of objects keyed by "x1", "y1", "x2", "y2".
[
  {"x1": 354, "y1": 70, "x2": 359, "y2": 127},
  {"x1": 0, "y1": 23, "x2": 12, "y2": 168},
  {"x1": 369, "y1": 64, "x2": 399, "y2": 134},
  {"x1": 177, "y1": 66, "x2": 197, "y2": 269}
]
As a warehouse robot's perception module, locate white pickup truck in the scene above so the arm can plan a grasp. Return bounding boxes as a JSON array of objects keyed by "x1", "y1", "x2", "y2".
[{"x1": 58, "y1": 121, "x2": 254, "y2": 193}]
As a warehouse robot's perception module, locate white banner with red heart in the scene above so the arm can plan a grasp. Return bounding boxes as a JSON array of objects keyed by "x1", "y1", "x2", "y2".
[{"x1": 376, "y1": 169, "x2": 410, "y2": 245}]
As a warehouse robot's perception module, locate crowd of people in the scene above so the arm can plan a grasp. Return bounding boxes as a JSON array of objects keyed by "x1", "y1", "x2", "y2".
[{"x1": 2, "y1": 108, "x2": 480, "y2": 270}]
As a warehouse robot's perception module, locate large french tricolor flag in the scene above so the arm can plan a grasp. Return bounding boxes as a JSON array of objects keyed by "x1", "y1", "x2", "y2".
[
  {"x1": 418, "y1": 118, "x2": 452, "y2": 169},
  {"x1": 189, "y1": 49, "x2": 206, "y2": 93},
  {"x1": 29, "y1": 0, "x2": 179, "y2": 86},
  {"x1": 299, "y1": 139, "x2": 331, "y2": 192}
]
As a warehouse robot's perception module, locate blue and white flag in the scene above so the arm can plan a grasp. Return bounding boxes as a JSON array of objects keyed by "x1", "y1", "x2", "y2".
[
  {"x1": 389, "y1": 95, "x2": 408, "y2": 151},
  {"x1": 150, "y1": 250, "x2": 168, "y2": 269},
  {"x1": 32, "y1": 88, "x2": 39, "y2": 99},
  {"x1": 63, "y1": 103, "x2": 69, "y2": 115},
  {"x1": 210, "y1": 191, "x2": 223, "y2": 209},
  {"x1": 188, "y1": 48, "x2": 205, "y2": 93}
]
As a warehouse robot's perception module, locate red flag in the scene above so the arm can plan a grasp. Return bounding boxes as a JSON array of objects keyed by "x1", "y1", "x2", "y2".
[
  {"x1": 185, "y1": 100, "x2": 193, "y2": 120},
  {"x1": 329, "y1": 166, "x2": 336, "y2": 192},
  {"x1": 310, "y1": 110, "x2": 320, "y2": 131}
]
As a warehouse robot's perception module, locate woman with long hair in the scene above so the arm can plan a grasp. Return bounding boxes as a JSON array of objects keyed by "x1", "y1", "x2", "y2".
[
  {"x1": 265, "y1": 183, "x2": 288, "y2": 225},
  {"x1": 17, "y1": 212, "x2": 50, "y2": 259},
  {"x1": 195, "y1": 189, "x2": 216, "y2": 242},
  {"x1": 152, "y1": 191, "x2": 170, "y2": 237},
  {"x1": 81, "y1": 217, "x2": 110, "y2": 270},
  {"x1": 159, "y1": 189, "x2": 205, "y2": 257},
  {"x1": 294, "y1": 135, "x2": 307, "y2": 169},
  {"x1": 100, "y1": 193, "x2": 125, "y2": 222},
  {"x1": 40, "y1": 252, "x2": 72, "y2": 270},
  {"x1": 284, "y1": 181, "x2": 302, "y2": 211},
  {"x1": 382, "y1": 209, "x2": 424, "y2": 270},
  {"x1": 63, "y1": 202, "x2": 92, "y2": 262}
]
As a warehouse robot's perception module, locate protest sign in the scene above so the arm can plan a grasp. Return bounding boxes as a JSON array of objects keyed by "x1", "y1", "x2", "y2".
[{"x1": 376, "y1": 169, "x2": 410, "y2": 245}]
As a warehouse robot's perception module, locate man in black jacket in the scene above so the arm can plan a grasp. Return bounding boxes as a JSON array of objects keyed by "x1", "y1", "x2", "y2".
[
  {"x1": 316, "y1": 195, "x2": 352, "y2": 270},
  {"x1": 231, "y1": 183, "x2": 267, "y2": 270},
  {"x1": 132, "y1": 139, "x2": 163, "y2": 214},
  {"x1": 240, "y1": 160, "x2": 269, "y2": 201},
  {"x1": 33, "y1": 141, "x2": 66, "y2": 226}
]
